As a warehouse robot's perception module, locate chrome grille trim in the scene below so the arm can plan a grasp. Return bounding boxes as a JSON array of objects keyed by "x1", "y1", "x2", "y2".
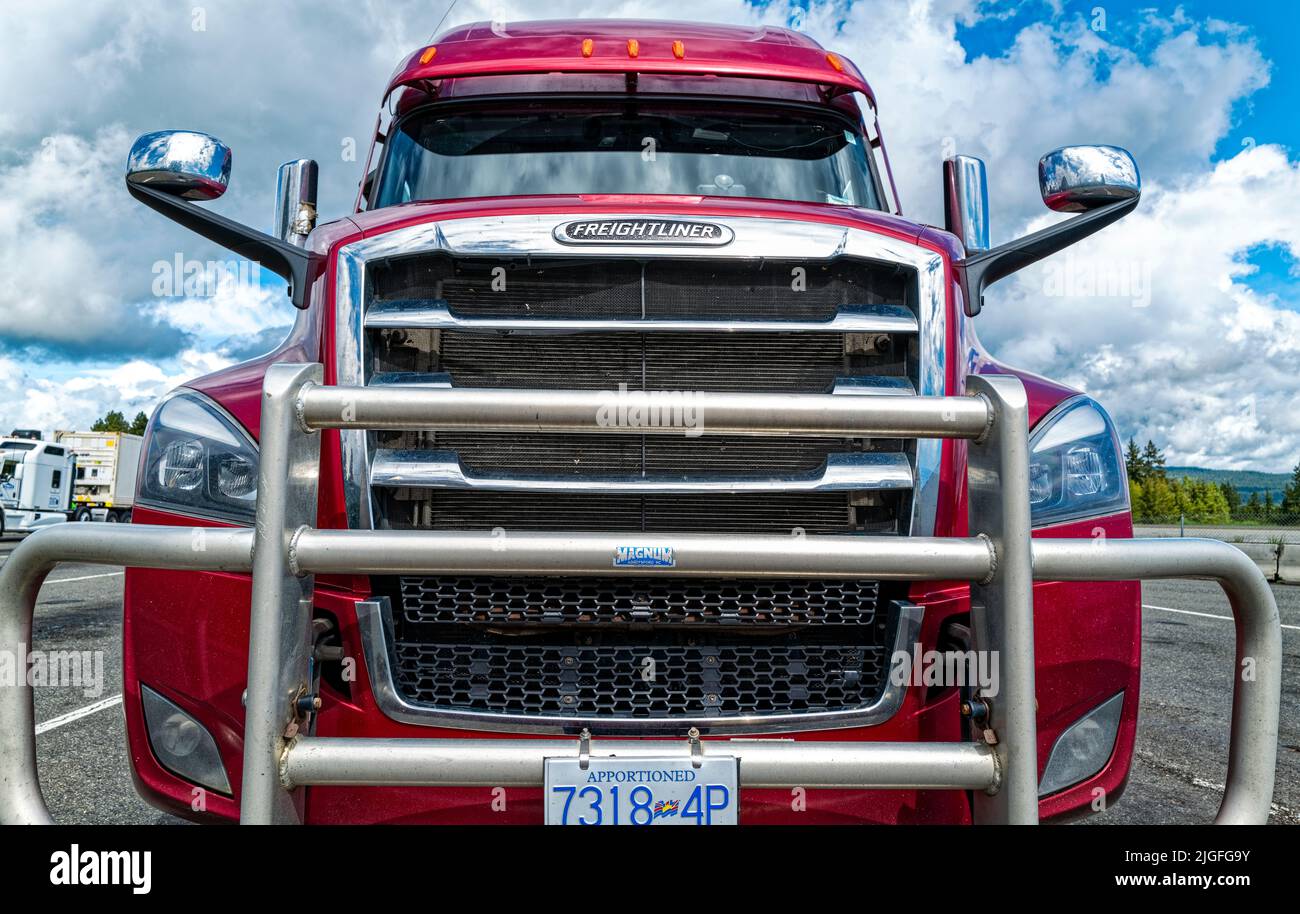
[
  {"x1": 370, "y1": 450, "x2": 915, "y2": 494},
  {"x1": 365, "y1": 299, "x2": 919, "y2": 334}
]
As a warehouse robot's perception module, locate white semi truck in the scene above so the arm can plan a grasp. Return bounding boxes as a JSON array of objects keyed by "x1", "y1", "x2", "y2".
[
  {"x1": 0, "y1": 437, "x2": 77, "y2": 534},
  {"x1": 0, "y1": 431, "x2": 142, "y2": 535},
  {"x1": 54, "y1": 431, "x2": 142, "y2": 523}
]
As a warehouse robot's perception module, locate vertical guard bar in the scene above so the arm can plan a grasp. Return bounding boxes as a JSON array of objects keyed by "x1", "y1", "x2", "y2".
[
  {"x1": 240, "y1": 363, "x2": 322, "y2": 824},
  {"x1": 966, "y1": 375, "x2": 1037, "y2": 824}
]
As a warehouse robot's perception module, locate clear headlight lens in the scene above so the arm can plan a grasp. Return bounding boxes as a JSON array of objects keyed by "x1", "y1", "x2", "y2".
[
  {"x1": 139, "y1": 390, "x2": 259, "y2": 523},
  {"x1": 1027, "y1": 396, "x2": 1128, "y2": 527}
]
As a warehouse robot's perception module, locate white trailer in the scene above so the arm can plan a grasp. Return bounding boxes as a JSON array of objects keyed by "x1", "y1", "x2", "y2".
[
  {"x1": 0, "y1": 439, "x2": 77, "y2": 534},
  {"x1": 54, "y1": 431, "x2": 143, "y2": 523}
]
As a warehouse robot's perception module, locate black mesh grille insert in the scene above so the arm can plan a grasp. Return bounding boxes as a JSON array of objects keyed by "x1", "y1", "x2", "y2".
[
  {"x1": 368, "y1": 254, "x2": 910, "y2": 322},
  {"x1": 390, "y1": 640, "x2": 888, "y2": 718},
  {"x1": 377, "y1": 432, "x2": 870, "y2": 478},
  {"x1": 380, "y1": 491, "x2": 870, "y2": 534},
  {"x1": 428, "y1": 330, "x2": 860, "y2": 392},
  {"x1": 397, "y1": 576, "x2": 882, "y2": 627}
]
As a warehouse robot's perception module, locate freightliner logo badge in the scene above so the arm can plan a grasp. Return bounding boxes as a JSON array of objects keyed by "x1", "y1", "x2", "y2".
[{"x1": 555, "y1": 219, "x2": 734, "y2": 246}]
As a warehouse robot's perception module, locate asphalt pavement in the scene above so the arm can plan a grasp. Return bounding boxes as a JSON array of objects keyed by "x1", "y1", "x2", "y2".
[{"x1": 3, "y1": 534, "x2": 1296, "y2": 825}]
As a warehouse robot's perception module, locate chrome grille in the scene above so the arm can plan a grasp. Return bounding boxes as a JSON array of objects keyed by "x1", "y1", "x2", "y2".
[{"x1": 338, "y1": 215, "x2": 943, "y2": 733}]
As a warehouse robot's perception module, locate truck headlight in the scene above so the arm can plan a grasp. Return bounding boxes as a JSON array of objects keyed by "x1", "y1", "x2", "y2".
[
  {"x1": 139, "y1": 389, "x2": 259, "y2": 523},
  {"x1": 1027, "y1": 396, "x2": 1128, "y2": 527}
]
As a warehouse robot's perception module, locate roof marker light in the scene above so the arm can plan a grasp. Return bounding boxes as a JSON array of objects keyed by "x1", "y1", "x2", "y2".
[
  {"x1": 627, "y1": 39, "x2": 639, "y2": 59},
  {"x1": 826, "y1": 53, "x2": 844, "y2": 72},
  {"x1": 581, "y1": 38, "x2": 594, "y2": 58},
  {"x1": 672, "y1": 40, "x2": 686, "y2": 59},
  {"x1": 419, "y1": 46, "x2": 437, "y2": 64}
]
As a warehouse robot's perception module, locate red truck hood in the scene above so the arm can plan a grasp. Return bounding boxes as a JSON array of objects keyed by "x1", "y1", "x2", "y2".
[{"x1": 345, "y1": 194, "x2": 960, "y2": 258}]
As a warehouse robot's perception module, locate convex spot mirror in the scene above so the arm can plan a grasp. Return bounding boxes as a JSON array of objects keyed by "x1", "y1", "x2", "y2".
[
  {"x1": 126, "y1": 130, "x2": 232, "y2": 201},
  {"x1": 1038, "y1": 145, "x2": 1140, "y2": 213}
]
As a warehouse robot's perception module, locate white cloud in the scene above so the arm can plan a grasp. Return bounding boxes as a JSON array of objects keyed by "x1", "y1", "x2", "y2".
[{"x1": 0, "y1": 349, "x2": 231, "y2": 437}]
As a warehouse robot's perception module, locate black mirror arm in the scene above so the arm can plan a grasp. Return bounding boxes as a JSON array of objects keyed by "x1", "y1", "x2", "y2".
[
  {"x1": 957, "y1": 194, "x2": 1139, "y2": 317},
  {"x1": 127, "y1": 181, "x2": 318, "y2": 309}
]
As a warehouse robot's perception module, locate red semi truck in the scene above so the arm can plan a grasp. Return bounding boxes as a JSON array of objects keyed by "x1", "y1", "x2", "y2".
[{"x1": 11, "y1": 18, "x2": 1270, "y2": 825}]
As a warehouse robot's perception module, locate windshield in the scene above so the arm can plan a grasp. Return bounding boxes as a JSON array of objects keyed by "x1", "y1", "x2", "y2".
[{"x1": 375, "y1": 101, "x2": 881, "y2": 209}]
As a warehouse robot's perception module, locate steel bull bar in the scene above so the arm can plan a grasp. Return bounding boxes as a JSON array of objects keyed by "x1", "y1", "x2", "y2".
[{"x1": 0, "y1": 365, "x2": 1282, "y2": 824}]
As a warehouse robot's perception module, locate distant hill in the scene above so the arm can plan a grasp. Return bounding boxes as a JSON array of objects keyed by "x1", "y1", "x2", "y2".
[{"x1": 1165, "y1": 466, "x2": 1290, "y2": 502}]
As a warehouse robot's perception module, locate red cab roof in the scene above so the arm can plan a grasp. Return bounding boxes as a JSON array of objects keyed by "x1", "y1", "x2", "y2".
[{"x1": 385, "y1": 18, "x2": 875, "y2": 105}]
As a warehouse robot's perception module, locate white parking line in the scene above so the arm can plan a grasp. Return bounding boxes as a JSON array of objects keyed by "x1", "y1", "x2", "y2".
[
  {"x1": 1143, "y1": 603, "x2": 1300, "y2": 632},
  {"x1": 35, "y1": 694, "x2": 123, "y2": 735},
  {"x1": 44, "y1": 571, "x2": 124, "y2": 585}
]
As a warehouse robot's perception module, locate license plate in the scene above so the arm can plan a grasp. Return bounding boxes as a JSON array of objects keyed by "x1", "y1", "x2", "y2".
[{"x1": 544, "y1": 756, "x2": 739, "y2": 825}]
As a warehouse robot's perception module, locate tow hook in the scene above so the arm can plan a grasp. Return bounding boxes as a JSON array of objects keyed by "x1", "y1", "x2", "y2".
[
  {"x1": 961, "y1": 697, "x2": 998, "y2": 746},
  {"x1": 284, "y1": 653, "x2": 323, "y2": 740}
]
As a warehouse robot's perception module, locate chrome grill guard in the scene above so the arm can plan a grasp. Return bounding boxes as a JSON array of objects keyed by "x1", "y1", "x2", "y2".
[{"x1": 0, "y1": 366, "x2": 1282, "y2": 824}]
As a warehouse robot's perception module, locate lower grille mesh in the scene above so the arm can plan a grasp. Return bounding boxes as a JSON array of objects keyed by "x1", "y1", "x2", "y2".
[{"x1": 390, "y1": 641, "x2": 888, "y2": 718}]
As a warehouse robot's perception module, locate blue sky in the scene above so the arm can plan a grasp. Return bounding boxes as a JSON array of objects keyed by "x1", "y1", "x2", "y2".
[{"x1": 1, "y1": 0, "x2": 1298, "y2": 470}]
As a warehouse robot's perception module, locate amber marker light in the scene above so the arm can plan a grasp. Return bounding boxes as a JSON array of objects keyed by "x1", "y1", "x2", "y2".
[
  {"x1": 672, "y1": 40, "x2": 686, "y2": 59},
  {"x1": 627, "y1": 39, "x2": 640, "y2": 58},
  {"x1": 826, "y1": 52, "x2": 844, "y2": 72},
  {"x1": 419, "y1": 46, "x2": 437, "y2": 64},
  {"x1": 581, "y1": 38, "x2": 595, "y2": 58}
]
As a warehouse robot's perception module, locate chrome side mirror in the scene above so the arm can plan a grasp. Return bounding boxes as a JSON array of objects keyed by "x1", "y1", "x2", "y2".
[
  {"x1": 126, "y1": 130, "x2": 231, "y2": 200},
  {"x1": 943, "y1": 155, "x2": 990, "y2": 253},
  {"x1": 1038, "y1": 145, "x2": 1140, "y2": 213},
  {"x1": 274, "y1": 159, "x2": 319, "y2": 246}
]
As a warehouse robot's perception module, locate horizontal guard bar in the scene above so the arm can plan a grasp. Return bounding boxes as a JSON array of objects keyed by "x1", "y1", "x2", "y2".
[
  {"x1": 300, "y1": 386, "x2": 992, "y2": 438},
  {"x1": 280, "y1": 737, "x2": 999, "y2": 791},
  {"x1": 363, "y1": 300, "x2": 920, "y2": 335},
  {"x1": 290, "y1": 530, "x2": 995, "y2": 579},
  {"x1": 368, "y1": 450, "x2": 916, "y2": 494}
]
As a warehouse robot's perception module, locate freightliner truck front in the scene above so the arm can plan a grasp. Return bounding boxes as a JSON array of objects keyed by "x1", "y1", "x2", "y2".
[{"x1": 0, "y1": 19, "x2": 1275, "y2": 827}]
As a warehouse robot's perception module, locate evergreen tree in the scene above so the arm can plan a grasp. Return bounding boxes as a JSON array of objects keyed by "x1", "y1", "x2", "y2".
[
  {"x1": 91, "y1": 410, "x2": 129, "y2": 433},
  {"x1": 129, "y1": 411, "x2": 149, "y2": 436},
  {"x1": 1280, "y1": 462, "x2": 1300, "y2": 520},
  {"x1": 1141, "y1": 440, "x2": 1167, "y2": 480},
  {"x1": 1125, "y1": 438, "x2": 1144, "y2": 483},
  {"x1": 1218, "y1": 482, "x2": 1240, "y2": 517}
]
